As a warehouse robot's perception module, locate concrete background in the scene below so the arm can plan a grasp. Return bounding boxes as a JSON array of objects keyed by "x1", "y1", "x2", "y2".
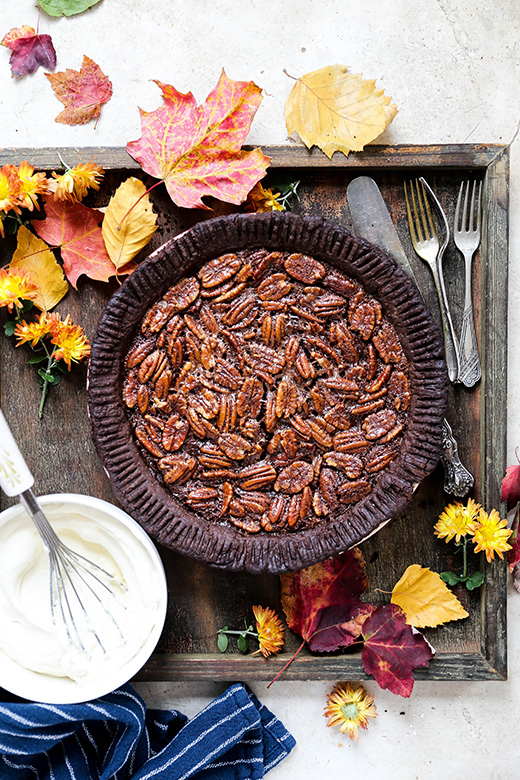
[{"x1": 1, "y1": 1, "x2": 519, "y2": 777}]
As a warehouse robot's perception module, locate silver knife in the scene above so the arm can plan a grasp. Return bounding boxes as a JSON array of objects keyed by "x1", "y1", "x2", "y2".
[{"x1": 346, "y1": 175, "x2": 474, "y2": 497}]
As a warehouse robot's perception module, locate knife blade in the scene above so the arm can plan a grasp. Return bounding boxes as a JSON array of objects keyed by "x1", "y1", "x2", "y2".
[
  {"x1": 346, "y1": 176, "x2": 419, "y2": 287},
  {"x1": 346, "y1": 175, "x2": 474, "y2": 498}
]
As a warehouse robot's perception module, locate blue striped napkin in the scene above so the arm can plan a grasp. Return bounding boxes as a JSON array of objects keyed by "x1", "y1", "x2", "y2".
[{"x1": 0, "y1": 682, "x2": 295, "y2": 779}]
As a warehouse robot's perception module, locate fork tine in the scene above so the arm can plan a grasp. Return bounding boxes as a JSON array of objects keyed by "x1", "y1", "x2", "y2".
[
  {"x1": 476, "y1": 180, "x2": 482, "y2": 233},
  {"x1": 454, "y1": 181, "x2": 463, "y2": 232},
  {"x1": 404, "y1": 181, "x2": 419, "y2": 246},
  {"x1": 469, "y1": 180, "x2": 476, "y2": 232},
  {"x1": 419, "y1": 179, "x2": 438, "y2": 241},
  {"x1": 462, "y1": 180, "x2": 470, "y2": 232}
]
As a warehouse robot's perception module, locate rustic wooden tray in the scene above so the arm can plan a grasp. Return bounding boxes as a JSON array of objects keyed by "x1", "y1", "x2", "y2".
[{"x1": 0, "y1": 143, "x2": 509, "y2": 682}]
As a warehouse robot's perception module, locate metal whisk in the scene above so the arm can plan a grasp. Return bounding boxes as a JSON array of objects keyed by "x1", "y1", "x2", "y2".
[{"x1": 0, "y1": 408, "x2": 125, "y2": 656}]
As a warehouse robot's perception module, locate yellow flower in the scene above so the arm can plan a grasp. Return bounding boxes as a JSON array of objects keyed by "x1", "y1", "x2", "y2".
[
  {"x1": 0, "y1": 267, "x2": 38, "y2": 311},
  {"x1": 51, "y1": 160, "x2": 104, "y2": 202},
  {"x1": 246, "y1": 182, "x2": 284, "y2": 213},
  {"x1": 472, "y1": 508, "x2": 512, "y2": 563},
  {"x1": 50, "y1": 315, "x2": 91, "y2": 369},
  {"x1": 324, "y1": 682, "x2": 377, "y2": 742},
  {"x1": 434, "y1": 498, "x2": 481, "y2": 544},
  {"x1": 16, "y1": 161, "x2": 49, "y2": 211},
  {"x1": 252, "y1": 605, "x2": 285, "y2": 658},
  {"x1": 0, "y1": 165, "x2": 22, "y2": 224},
  {"x1": 14, "y1": 311, "x2": 58, "y2": 347}
]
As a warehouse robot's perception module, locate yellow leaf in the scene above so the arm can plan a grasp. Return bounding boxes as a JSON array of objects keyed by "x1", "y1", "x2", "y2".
[
  {"x1": 391, "y1": 565, "x2": 468, "y2": 628},
  {"x1": 284, "y1": 64, "x2": 398, "y2": 159},
  {"x1": 102, "y1": 177, "x2": 157, "y2": 271},
  {"x1": 10, "y1": 225, "x2": 68, "y2": 312}
]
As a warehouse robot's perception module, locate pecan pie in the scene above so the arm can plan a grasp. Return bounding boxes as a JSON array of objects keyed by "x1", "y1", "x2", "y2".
[
  {"x1": 122, "y1": 248, "x2": 411, "y2": 535},
  {"x1": 88, "y1": 213, "x2": 447, "y2": 573}
]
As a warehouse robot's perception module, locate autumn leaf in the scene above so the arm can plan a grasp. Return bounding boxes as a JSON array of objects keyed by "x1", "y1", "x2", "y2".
[
  {"x1": 102, "y1": 177, "x2": 157, "y2": 271},
  {"x1": 507, "y1": 507, "x2": 520, "y2": 592},
  {"x1": 284, "y1": 64, "x2": 397, "y2": 159},
  {"x1": 45, "y1": 55, "x2": 112, "y2": 126},
  {"x1": 10, "y1": 225, "x2": 68, "y2": 311},
  {"x1": 32, "y1": 195, "x2": 117, "y2": 287},
  {"x1": 280, "y1": 548, "x2": 374, "y2": 652},
  {"x1": 390, "y1": 565, "x2": 468, "y2": 628},
  {"x1": 37, "y1": 0, "x2": 103, "y2": 17},
  {"x1": 126, "y1": 70, "x2": 270, "y2": 209},
  {"x1": 501, "y1": 459, "x2": 520, "y2": 511},
  {"x1": 361, "y1": 604, "x2": 433, "y2": 697},
  {"x1": 1, "y1": 25, "x2": 56, "y2": 77}
]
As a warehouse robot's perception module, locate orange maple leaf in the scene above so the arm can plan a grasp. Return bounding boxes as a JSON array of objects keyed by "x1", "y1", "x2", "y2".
[
  {"x1": 126, "y1": 69, "x2": 270, "y2": 209},
  {"x1": 32, "y1": 195, "x2": 117, "y2": 287},
  {"x1": 45, "y1": 55, "x2": 112, "y2": 126}
]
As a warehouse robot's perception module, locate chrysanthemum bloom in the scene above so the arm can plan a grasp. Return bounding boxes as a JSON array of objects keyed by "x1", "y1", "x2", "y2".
[
  {"x1": 0, "y1": 267, "x2": 38, "y2": 311},
  {"x1": 50, "y1": 315, "x2": 91, "y2": 368},
  {"x1": 0, "y1": 165, "x2": 22, "y2": 231},
  {"x1": 324, "y1": 682, "x2": 377, "y2": 742},
  {"x1": 51, "y1": 160, "x2": 104, "y2": 202},
  {"x1": 246, "y1": 182, "x2": 284, "y2": 213},
  {"x1": 472, "y1": 508, "x2": 512, "y2": 563},
  {"x1": 252, "y1": 605, "x2": 285, "y2": 657},
  {"x1": 434, "y1": 497, "x2": 481, "y2": 544},
  {"x1": 16, "y1": 161, "x2": 48, "y2": 211},
  {"x1": 14, "y1": 311, "x2": 58, "y2": 347}
]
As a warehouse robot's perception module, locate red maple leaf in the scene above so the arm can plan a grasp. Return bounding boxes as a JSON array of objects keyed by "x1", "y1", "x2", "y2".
[
  {"x1": 45, "y1": 55, "x2": 112, "y2": 126},
  {"x1": 361, "y1": 604, "x2": 433, "y2": 697},
  {"x1": 501, "y1": 462, "x2": 520, "y2": 511},
  {"x1": 126, "y1": 70, "x2": 270, "y2": 209},
  {"x1": 32, "y1": 196, "x2": 117, "y2": 287},
  {"x1": 280, "y1": 548, "x2": 374, "y2": 652},
  {"x1": 2, "y1": 25, "x2": 56, "y2": 77}
]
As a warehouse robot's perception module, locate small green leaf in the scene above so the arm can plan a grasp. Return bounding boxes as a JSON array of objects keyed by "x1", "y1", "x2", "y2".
[
  {"x1": 465, "y1": 571, "x2": 485, "y2": 591},
  {"x1": 3, "y1": 321, "x2": 16, "y2": 337},
  {"x1": 28, "y1": 355, "x2": 48, "y2": 364},
  {"x1": 20, "y1": 300, "x2": 34, "y2": 313},
  {"x1": 440, "y1": 571, "x2": 463, "y2": 586},
  {"x1": 37, "y1": 0, "x2": 103, "y2": 17},
  {"x1": 237, "y1": 634, "x2": 249, "y2": 654},
  {"x1": 5, "y1": 218, "x2": 19, "y2": 235},
  {"x1": 217, "y1": 633, "x2": 229, "y2": 653},
  {"x1": 49, "y1": 373, "x2": 62, "y2": 386},
  {"x1": 38, "y1": 369, "x2": 55, "y2": 382}
]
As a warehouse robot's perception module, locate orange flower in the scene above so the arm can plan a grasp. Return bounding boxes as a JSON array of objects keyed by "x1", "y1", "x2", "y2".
[
  {"x1": 16, "y1": 161, "x2": 48, "y2": 211},
  {"x1": 50, "y1": 314, "x2": 91, "y2": 368},
  {"x1": 0, "y1": 165, "x2": 22, "y2": 224},
  {"x1": 0, "y1": 267, "x2": 38, "y2": 311},
  {"x1": 51, "y1": 160, "x2": 104, "y2": 202},
  {"x1": 245, "y1": 182, "x2": 284, "y2": 213},
  {"x1": 14, "y1": 311, "x2": 59, "y2": 347},
  {"x1": 472, "y1": 508, "x2": 512, "y2": 563},
  {"x1": 252, "y1": 605, "x2": 285, "y2": 657},
  {"x1": 324, "y1": 682, "x2": 377, "y2": 742}
]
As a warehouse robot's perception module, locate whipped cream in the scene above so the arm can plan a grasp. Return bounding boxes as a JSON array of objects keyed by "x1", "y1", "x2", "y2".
[{"x1": 0, "y1": 500, "x2": 163, "y2": 685}]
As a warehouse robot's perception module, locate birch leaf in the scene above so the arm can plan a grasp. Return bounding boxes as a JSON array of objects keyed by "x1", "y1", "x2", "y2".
[
  {"x1": 37, "y1": 0, "x2": 103, "y2": 17},
  {"x1": 102, "y1": 177, "x2": 157, "y2": 271},
  {"x1": 10, "y1": 225, "x2": 68, "y2": 311},
  {"x1": 284, "y1": 64, "x2": 397, "y2": 159},
  {"x1": 391, "y1": 564, "x2": 469, "y2": 628}
]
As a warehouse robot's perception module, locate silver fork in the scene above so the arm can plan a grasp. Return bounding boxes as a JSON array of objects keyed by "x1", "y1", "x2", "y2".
[
  {"x1": 453, "y1": 180, "x2": 482, "y2": 387},
  {"x1": 404, "y1": 177, "x2": 461, "y2": 383}
]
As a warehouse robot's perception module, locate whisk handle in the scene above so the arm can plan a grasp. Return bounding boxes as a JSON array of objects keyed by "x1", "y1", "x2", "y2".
[{"x1": 0, "y1": 409, "x2": 34, "y2": 497}]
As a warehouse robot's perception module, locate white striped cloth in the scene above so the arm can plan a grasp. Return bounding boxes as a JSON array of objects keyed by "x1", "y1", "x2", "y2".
[{"x1": 0, "y1": 683, "x2": 295, "y2": 779}]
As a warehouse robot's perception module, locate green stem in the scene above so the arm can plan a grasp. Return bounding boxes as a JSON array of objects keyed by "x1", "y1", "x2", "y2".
[
  {"x1": 462, "y1": 537, "x2": 468, "y2": 580},
  {"x1": 218, "y1": 629, "x2": 258, "y2": 639},
  {"x1": 38, "y1": 345, "x2": 56, "y2": 420}
]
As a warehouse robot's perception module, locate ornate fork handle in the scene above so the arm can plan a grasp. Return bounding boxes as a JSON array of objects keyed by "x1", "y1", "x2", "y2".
[
  {"x1": 458, "y1": 248, "x2": 482, "y2": 387},
  {"x1": 430, "y1": 254, "x2": 461, "y2": 384},
  {"x1": 440, "y1": 418, "x2": 474, "y2": 496}
]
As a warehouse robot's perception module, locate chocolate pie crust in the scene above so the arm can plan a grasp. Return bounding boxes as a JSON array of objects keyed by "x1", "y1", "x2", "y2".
[{"x1": 87, "y1": 213, "x2": 447, "y2": 573}]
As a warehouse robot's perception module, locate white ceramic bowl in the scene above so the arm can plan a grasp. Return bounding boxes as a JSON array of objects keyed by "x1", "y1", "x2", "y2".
[{"x1": 0, "y1": 494, "x2": 168, "y2": 704}]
